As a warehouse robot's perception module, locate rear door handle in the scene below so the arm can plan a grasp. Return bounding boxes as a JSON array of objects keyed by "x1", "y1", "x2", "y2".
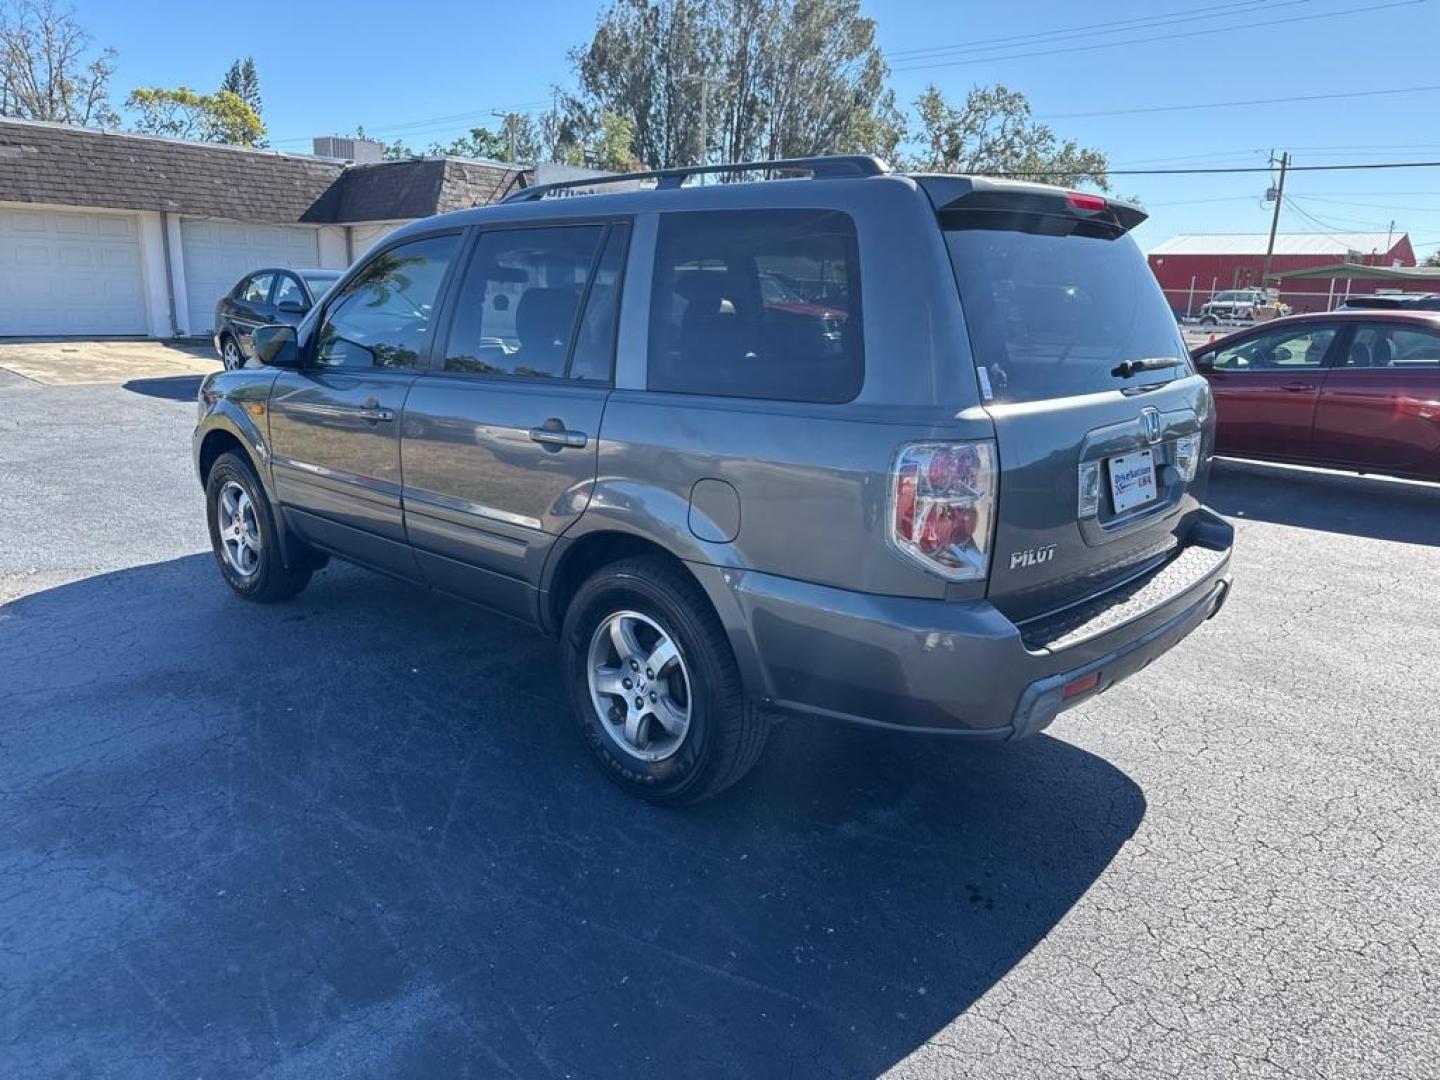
[
  {"x1": 358, "y1": 407, "x2": 395, "y2": 422},
  {"x1": 528, "y1": 425, "x2": 588, "y2": 449},
  {"x1": 1280, "y1": 381, "x2": 1316, "y2": 392}
]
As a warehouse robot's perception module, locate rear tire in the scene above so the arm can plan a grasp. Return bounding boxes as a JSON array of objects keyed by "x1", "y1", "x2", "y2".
[
  {"x1": 205, "y1": 452, "x2": 311, "y2": 602},
  {"x1": 561, "y1": 556, "x2": 768, "y2": 804}
]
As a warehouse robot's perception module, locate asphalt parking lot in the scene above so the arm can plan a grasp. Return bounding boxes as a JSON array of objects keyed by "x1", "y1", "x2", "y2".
[{"x1": 1, "y1": 351, "x2": 1437, "y2": 1079}]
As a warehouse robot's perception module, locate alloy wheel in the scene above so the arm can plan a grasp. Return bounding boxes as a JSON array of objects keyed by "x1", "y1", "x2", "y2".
[
  {"x1": 586, "y1": 610, "x2": 692, "y2": 762},
  {"x1": 217, "y1": 480, "x2": 260, "y2": 577}
]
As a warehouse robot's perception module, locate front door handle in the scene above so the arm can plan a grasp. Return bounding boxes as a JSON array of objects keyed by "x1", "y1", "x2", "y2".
[
  {"x1": 1280, "y1": 381, "x2": 1316, "y2": 392},
  {"x1": 358, "y1": 407, "x2": 395, "y2": 422},
  {"x1": 529, "y1": 424, "x2": 588, "y2": 449}
]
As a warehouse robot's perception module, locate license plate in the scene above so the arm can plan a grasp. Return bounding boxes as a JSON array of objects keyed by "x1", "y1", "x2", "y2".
[{"x1": 1108, "y1": 450, "x2": 1157, "y2": 513}]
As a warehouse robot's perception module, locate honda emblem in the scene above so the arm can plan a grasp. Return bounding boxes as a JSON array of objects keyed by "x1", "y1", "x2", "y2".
[{"x1": 1140, "y1": 407, "x2": 1163, "y2": 445}]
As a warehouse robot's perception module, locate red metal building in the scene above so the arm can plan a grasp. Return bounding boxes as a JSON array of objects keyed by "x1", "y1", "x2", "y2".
[{"x1": 1147, "y1": 231, "x2": 1418, "y2": 314}]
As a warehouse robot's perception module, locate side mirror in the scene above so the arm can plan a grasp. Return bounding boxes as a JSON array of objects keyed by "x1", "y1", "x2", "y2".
[
  {"x1": 1193, "y1": 353, "x2": 1215, "y2": 373},
  {"x1": 276, "y1": 300, "x2": 308, "y2": 315},
  {"x1": 253, "y1": 324, "x2": 300, "y2": 367}
]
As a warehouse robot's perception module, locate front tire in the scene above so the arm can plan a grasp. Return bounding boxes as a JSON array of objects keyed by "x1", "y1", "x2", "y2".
[
  {"x1": 561, "y1": 556, "x2": 768, "y2": 804},
  {"x1": 220, "y1": 335, "x2": 244, "y2": 371},
  {"x1": 205, "y1": 452, "x2": 311, "y2": 602}
]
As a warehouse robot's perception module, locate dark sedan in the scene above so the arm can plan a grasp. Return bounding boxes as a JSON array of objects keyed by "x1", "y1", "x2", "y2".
[
  {"x1": 1192, "y1": 310, "x2": 1440, "y2": 482},
  {"x1": 214, "y1": 268, "x2": 342, "y2": 370}
]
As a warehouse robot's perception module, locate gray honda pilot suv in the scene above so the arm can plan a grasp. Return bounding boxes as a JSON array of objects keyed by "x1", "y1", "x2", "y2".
[{"x1": 194, "y1": 156, "x2": 1232, "y2": 803}]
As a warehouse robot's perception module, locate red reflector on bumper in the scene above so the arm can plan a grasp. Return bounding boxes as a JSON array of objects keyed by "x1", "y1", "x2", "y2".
[{"x1": 1062, "y1": 672, "x2": 1101, "y2": 699}]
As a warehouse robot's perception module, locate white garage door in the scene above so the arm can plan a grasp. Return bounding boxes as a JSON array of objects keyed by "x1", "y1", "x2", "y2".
[
  {"x1": 0, "y1": 206, "x2": 147, "y2": 336},
  {"x1": 350, "y1": 220, "x2": 410, "y2": 260},
  {"x1": 181, "y1": 219, "x2": 320, "y2": 333}
]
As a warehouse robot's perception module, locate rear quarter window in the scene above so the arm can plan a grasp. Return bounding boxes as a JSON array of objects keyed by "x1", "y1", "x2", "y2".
[{"x1": 647, "y1": 209, "x2": 863, "y2": 403}]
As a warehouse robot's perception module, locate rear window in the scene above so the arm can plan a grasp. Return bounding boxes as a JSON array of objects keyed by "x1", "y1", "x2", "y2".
[
  {"x1": 648, "y1": 209, "x2": 862, "y2": 403},
  {"x1": 302, "y1": 273, "x2": 340, "y2": 298},
  {"x1": 943, "y1": 215, "x2": 1188, "y2": 404}
]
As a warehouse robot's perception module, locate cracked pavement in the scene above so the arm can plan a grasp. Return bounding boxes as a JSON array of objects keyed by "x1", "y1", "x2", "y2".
[{"x1": 1, "y1": 368, "x2": 1437, "y2": 1078}]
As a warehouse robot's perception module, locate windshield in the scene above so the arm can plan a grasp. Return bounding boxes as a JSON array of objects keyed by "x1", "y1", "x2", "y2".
[
  {"x1": 303, "y1": 273, "x2": 341, "y2": 298},
  {"x1": 944, "y1": 219, "x2": 1188, "y2": 403}
]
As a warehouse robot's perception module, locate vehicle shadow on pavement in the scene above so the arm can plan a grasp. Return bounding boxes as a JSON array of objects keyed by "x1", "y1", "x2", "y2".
[
  {"x1": 1208, "y1": 460, "x2": 1440, "y2": 546},
  {"x1": 122, "y1": 374, "x2": 206, "y2": 402},
  {"x1": 0, "y1": 555, "x2": 1144, "y2": 1079}
]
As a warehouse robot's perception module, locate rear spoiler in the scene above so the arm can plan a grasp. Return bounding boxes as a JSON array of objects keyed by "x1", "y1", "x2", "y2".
[{"x1": 914, "y1": 175, "x2": 1146, "y2": 236}]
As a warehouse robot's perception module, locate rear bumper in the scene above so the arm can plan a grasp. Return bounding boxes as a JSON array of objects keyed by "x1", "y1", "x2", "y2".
[{"x1": 697, "y1": 508, "x2": 1233, "y2": 739}]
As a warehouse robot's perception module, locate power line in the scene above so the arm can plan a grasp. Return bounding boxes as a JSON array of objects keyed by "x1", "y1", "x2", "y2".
[
  {"x1": 884, "y1": 0, "x2": 1282, "y2": 62},
  {"x1": 1292, "y1": 193, "x2": 1440, "y2": 213},
  {"x1": 1039, "y1": 81, "x2": 1440, "y2": 120},
  {"x1": 1146, "y1": 195, "x2": 1271, "y2": 208},
  {"x1": 268, "y1": 98, "x2": 551, "y2": 146},
  {"x1": 1113, "y1": 148, "x2": 1270, "y2": 167},
  {"x1": 1282, "y1": 196, "x2": 1389, "y2": 242},
  {"x1": 1274, "y1": 142, "x2": 1440, "y2": 153},
  {"x1": 992, "y1": 160, "x2": 1440, "y2": 177},
  {"x1": 369, "y1": 99, "x2": 550, "y2": 136},
  {"x1": 1288, "y1": 190, "x2": 1440, "y2": 197},
  {"x1": 889, "y1": 0, "x2": 1422, "y2": 72},
  {"x1": 1287, "y1": 199, "x2": 1395, "y2": 231},
  {"x1": 1028, "y1": 140, "x2": 1440, "y2": 169}
]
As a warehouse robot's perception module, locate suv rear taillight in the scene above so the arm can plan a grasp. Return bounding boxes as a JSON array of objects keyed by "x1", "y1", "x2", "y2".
[
  {"x1": 888, "y1": 441, "x2": 997, "y2": 582},
  {"x1": 1175, "y1": 433, "x2": 1201, "y2": 481}
]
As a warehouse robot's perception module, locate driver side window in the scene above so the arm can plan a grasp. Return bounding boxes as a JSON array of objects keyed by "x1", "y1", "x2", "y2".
[
  {"x1": 1213, "y1": 325, "x2": 1336, "y2": 370},
  {"x1": 272, "y1": 274, "x2": 306, "y2": 308},
  {"x1": 315, "y1": 234, "x2": 460, "y2": 369}
]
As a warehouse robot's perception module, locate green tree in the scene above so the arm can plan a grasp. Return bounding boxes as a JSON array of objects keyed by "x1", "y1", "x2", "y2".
[
  {"x1": 220, "y1": 56, "x2": 261, "y2": 112},
  {"x1": 432, "y1": 125, "x2": 507, "y2": 160},
  {"x1": 910, "y1": 83, "x2": 1109, "y2": 189},
  {"x1": 569, "y1": 0, "x2": 899, "y2": 169},
  {"x1": 126, "y1": 85, "x2": 264, "y2": 147},
  {"x1": 0, "y1": 0, "x2": 117, "y2": 126},
  {"x1": 219, "y1": 57, "x2": 263, "y2": 146},
  {"x1": 592, "y1": 110, "x2": 638, "y2": 170},
  {"x1": 538, "y1": 91, "x2": 588, "y2": 165},
  {"x1": 432, "y1": 114, "x2": 539, "y2": 163}
]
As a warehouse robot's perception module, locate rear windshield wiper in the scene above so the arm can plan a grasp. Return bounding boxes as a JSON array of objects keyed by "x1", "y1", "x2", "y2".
[{"x1": 1112, "y1": 356, "x2": 1183, "y2": 378}]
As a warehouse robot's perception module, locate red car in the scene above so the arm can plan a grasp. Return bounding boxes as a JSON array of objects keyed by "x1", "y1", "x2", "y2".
[{"x1": 1192, "y1": 310, "x2": 1440, "y2": 482}]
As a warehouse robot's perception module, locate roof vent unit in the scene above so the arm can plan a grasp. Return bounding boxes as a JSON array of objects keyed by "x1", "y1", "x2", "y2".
[{"x1": 313, "y1": 136, "x2": 385, "y2": 164}]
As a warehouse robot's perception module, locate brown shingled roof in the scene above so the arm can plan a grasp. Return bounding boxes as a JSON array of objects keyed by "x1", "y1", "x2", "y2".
[{"x1": 0, "y1": 118, "x2": 524, "y2": 223}]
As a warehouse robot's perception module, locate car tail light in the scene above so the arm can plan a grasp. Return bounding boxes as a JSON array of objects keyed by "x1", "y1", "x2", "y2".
[
  {"x1": 1174, "y1": 434, "x2": 1201, "y2": 481},
  {"x1": 1077, "y1": 461, "x2": 1101, "y2": 517},
  {"x1": 1066, "y1": 191, "x2": 1107, "y2": 212},
  {"x1": 889, "y1": 441, "x2": 996, "y2": 581}
]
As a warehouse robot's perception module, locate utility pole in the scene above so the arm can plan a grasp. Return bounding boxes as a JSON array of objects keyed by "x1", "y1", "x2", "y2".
[
  {"x1": 1261, "y1": 151, "x2": 1290, "y2": 285},
  {"x1": 699, "y1": 77, "x2": 709, "y2": 165},
  {"x1": 680, "y1": 72, "x2": 731, "y2": 167},
  {"x1": 491, "y1": 110, "x2": 517, "y2": 163}
]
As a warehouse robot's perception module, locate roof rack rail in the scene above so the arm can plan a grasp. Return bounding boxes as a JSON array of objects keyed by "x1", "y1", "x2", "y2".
[{"x1": 502, "y1": 154, "x2": 890, "y2": 203}]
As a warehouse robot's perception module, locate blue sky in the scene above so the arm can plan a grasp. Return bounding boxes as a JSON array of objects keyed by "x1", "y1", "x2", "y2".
[{"x1": 82, "y1": 0, "x2": 1440, "y2": 254}]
